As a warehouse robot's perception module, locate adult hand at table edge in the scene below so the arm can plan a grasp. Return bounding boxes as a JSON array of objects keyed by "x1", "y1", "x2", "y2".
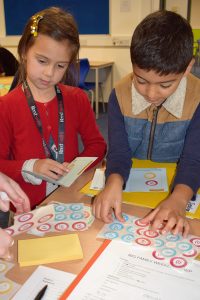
[{"x1": 0, "y1": 172, "x2": 30, "y2": 214}]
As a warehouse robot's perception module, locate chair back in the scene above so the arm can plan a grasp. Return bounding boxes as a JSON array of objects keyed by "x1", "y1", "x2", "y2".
[{"x1": 78, "y1": 58, "x2": 90, "y2": 89}]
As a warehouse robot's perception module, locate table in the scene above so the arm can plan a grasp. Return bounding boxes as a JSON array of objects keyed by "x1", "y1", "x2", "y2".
[
  {"x1": 6, "y1": 167, "x2": 200, "y2": 292},
  {"x1": 89, "y1": 61, "x2": 114, "y2": 118},
  {"x1": 0, "y1": 76, "x2": 13, "y2": 96}
]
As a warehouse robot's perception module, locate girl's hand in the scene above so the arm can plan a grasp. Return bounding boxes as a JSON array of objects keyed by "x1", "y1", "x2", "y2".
[{"x1": 33, "y1": 158, "x2": 69, "y2": 180}]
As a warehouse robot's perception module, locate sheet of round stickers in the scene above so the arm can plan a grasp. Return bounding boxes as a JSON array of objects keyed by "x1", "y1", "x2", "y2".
[
  {"x1": 4, "y1": 202, "x2": 94, "y2": 237},
  {"x1": 97, "y1": 214, "x2": 200, "y2": 269}
]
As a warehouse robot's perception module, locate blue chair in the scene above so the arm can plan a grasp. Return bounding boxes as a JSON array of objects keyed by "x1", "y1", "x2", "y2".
[{"x1": 78, "y1": 58, "x2": 94, "y2": 109}]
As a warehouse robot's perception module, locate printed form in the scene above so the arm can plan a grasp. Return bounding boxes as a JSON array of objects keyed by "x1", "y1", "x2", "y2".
[{"x1": 66, "y1": 241, "x2": 200, "y2": 300}]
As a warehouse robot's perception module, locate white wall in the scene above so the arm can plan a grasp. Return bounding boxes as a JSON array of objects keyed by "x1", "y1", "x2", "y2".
[{"x1": 0, "y1": 0, "x2": 160, "y2": 100}]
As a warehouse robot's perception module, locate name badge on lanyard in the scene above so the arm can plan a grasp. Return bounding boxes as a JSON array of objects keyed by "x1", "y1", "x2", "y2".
[{"x1": 23, "y1": 81, "x2": 65, "y2": 163}]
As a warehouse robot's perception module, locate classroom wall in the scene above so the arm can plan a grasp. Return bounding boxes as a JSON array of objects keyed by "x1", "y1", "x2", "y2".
[{"x1": 0, "y1": 0, "x2": 159, "y2": 101}]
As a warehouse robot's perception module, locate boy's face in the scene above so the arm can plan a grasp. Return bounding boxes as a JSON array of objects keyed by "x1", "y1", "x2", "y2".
[{"x1": 132, "y1": 65, "x2": 185, "y2": 106}]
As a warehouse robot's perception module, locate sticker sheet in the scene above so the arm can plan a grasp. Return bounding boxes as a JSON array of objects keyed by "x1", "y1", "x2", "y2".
[
  {"x1": 0, "y1": 260, "x2": 21, "y2": 299},
  {"x1": 125, "y1": 168, "x2": 168, "y2": 192},
  {"x1": 5, "y1": 203, "x2": 94, "y2": 237},
  {"x1": 97, "y1": 214, "x2": 200, "y2": 269}
]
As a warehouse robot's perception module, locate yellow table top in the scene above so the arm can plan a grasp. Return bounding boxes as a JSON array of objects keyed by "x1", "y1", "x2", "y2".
[{"x1": 81, "y1": 159, "x2": 200, "y2": 219}]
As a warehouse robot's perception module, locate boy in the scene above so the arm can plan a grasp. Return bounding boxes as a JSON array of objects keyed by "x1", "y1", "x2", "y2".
[{"x1": 92, "y1": 10, "x2": 200, "y2": 237}]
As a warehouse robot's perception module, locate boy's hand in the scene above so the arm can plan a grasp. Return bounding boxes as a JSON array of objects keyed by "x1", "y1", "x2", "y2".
[
  {"x1": 34, "y1": 158, "x2": 69, "y2": 180},
  {"x1": 0, "y1": 172, "x2": 30, "y2": 214},
  {"x1": 141, "y1": 196, "x2": 190, "y2": 238},
  {"x1": 92, "y1": 174, "x2": 124, "y2": 223}
]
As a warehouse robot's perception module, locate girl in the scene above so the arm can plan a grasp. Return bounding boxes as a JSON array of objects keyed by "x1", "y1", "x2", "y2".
[{"x1": 0, "y1": 7, "x2": 106, "y2": 209}]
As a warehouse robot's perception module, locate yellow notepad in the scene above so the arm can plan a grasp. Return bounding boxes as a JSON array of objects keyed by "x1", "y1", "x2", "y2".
[{"x1": 18, "y1": 234, "x2": 83, "y2": 267}]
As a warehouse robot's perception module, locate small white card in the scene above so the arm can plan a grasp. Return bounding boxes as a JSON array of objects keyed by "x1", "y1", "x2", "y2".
[
  {"x1": 23, "y1": 157, "x2": 97, "y2": 187},
  {"x1": 12, "y1": 265, "x2": 76, "y2": 300},
  {"x1": 125, "y1": 168, "x2": 168, "y2": 192},
  {"x1": 90, "y1": 168, "x2": 105, "y2": 190}
]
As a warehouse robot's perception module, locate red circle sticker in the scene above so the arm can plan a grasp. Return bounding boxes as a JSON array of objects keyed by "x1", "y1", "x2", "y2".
[
  {"x1": 135, "y1": 220, "x2": 149, "y2": 227},
  {"x1": 144, "y1": 230, "x2": 159, "y2": 238},
  {"x1": 18, "y1": 222, "x2": 34, "y2": 232},
  {"x1": 170, "y1": 257, "x2": 187, "y2": 268},
  {"x1": 38, "y1": 214, "x2": 54, "y2": 223},
  {"x1": 190, "y1": 238, "x2": 200, "y2": 248},
  {"x1": 72, "y1": 222, "x2": 87, "y2": 230},
  {"x1": 136, "y1": 228, "x2": 146, "y2": 235},
  {"x1": 4, "y1": 228, "x2": 15, "y2": 236},
  {"x1": 18, "y1": 213, "x2": 33, "y2": 222},
  {"x1": 145, "y1": 180, "x2": 158, "y2": 186},
  {"x1": 55, "y1": 222, "x2": 69, "y2": 231},
  {"x1": 37, "y1": 223, "x2": 51, "y2": 232},
  {"x1": 84, "y1": 211, "x2": 90, "y2": 218},
  {"x1": 135, "y1": 237, "x2": 151, "y2": 246},
  {"x1": 182, "y1": 249, "x2": 198, "y2": 257},
  {"x1": 152, "y1": 250, "x2": 165, "y2": 260}
]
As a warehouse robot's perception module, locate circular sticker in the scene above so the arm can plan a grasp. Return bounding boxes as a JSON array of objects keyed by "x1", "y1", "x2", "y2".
[
  {"x1": 144, "y1": 172, "x2": 156, "y2": 179},
  {"x1": 18, "y1": 213, "x2": 33, "y2": 222},
  {"x1": 84, "y1": 211, "x2": 90, "y2": 218},
  {"x1": 127, "y1": 226, "x2": 134, "y2": 234},
  {"x1": 4, "y1": 228, "x2": 14, "y2": 236},
  {"x1": 143, "y1": 230, "x2": 159, "y2": 238},
  {"x1": 18, "y1": 222, "x2": 34, "y2": 232},
  {"x1": 182, "y1": 249, "x2": 198, "y2": 257},
  {"x1": 70, "y1": 212, "x2": 84, "y2": 220},
  {"x1": 0, "y1": 263, "x2": 7, "y2": 273},
  {"x1": 121, "y1": 213, "x2": 129, "y2": 222},
  {"x1": 121, "y1": 234, "x2": 134, "y2": 243},
  {"x1": 170, "y1": 257, "x2": 187, "y2": 268},
  {"x1": 190, "y1": 238, "x2": 200, "y2": 248},
  {"x1": 161, "y1": 248, "x2": 177, "y2": 257},
  {"x1": 70, "y1": 204, "x2": 83, "y2": 211},
  {"x1": 55, "y1": 204, "x2": 67, "y2": 212},
  {"x1": 155, "y1": 238, "x2": 165, "y2": 248},
  {"x1": 135, "y1": 237, "x2": 151, "y2": 246},
  {"x1": 55, "y1": 222, "x2": 69, "y2": 231},
  {"x1": 135, "y1": 220, "x2": 149, "y2": 227},
  {"x1": 37, "y1": 223, "x2": 51, "y2": 232},
  {"x1": 152, "y1": 250, "x2": 165, "y2": 260},
  {"x1": 72, "y1": 221, "x2": 87, "y2": 231},
  {"x1": 145, "y1": 180, "x2": 158, "y2": 186},
  {"x1": 177, "y1": 242, "x2": 192, "y2": 252},
  {"x1": 55, "y1": 213, "x2": 67, "y2": 221},
  {"x1": 0, "y1": 280, "x2": 12, "y2": 294},
  {"x1": 103, "y1": 231, "x2": 119, "y2": 239},
  {"x1": 166, "y1": 234, "x2": 180, "y2": 242},
  {"x1": 109, "y1": 223, "x2": 124, "y2": 231},
  {"x1": 38, "y1": 214, "x2": 54, "y2": 223},
  {"x1": 136, "y1": 228, "x2": 146, "y2": 236}
]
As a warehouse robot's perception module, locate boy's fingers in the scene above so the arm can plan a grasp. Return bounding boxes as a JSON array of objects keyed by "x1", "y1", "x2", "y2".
[{"x1": 141, "y1": 207, "x2": 160, "y2": 224}]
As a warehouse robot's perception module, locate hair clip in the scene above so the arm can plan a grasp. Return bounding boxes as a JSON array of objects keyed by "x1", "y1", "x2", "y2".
[{"x1": 30, "y1": 14, "x2": 43, "y2": 37}]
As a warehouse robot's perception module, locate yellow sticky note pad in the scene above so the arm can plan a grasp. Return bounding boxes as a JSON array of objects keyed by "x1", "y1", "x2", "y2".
[{"x1": 18, "y1": 234, "x2": 83, "y2": 267}]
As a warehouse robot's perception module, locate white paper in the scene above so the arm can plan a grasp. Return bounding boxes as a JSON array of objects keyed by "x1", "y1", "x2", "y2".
[
  {"x1": 186, "y1": 194, "x2": 200, "y2": 213},
  {"x1": 12, "y1": 265, "x2": 76, "y2": 300},
  {"x1": 67, "y1": 241, "x2": 200, "y2": 300},
  {"x1": 90, "y1": 168, "x2": 105, "y2": 190},
  {"x1": 23, "y1": 157, "x2": 97, "y2": 187},
  {"x1": 125, "y1": 168, "x2": 168, "y2": 192}
]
